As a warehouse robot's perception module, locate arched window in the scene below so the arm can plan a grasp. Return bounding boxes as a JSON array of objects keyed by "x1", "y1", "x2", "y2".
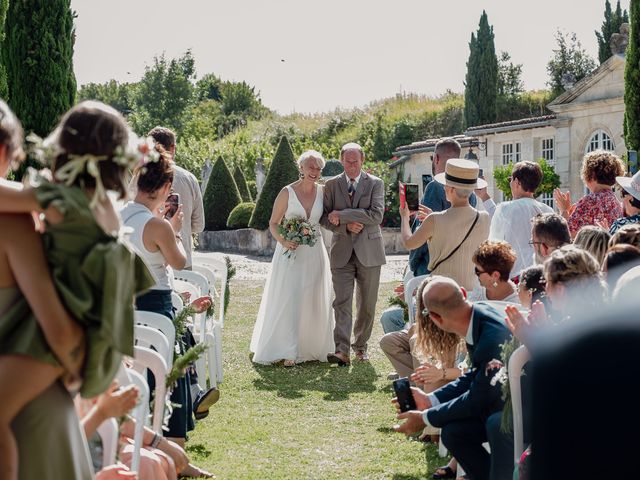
[{"x1": 585, "y1": 130, "x2": 614, "y2": 153}]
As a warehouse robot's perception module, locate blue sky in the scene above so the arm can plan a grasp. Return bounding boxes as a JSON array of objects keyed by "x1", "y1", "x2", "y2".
[{"x1": 71, "y1": 0, "x2": 631, "y2": 114}]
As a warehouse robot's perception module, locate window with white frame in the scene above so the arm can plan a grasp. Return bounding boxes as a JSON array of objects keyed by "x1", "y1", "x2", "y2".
[
  {"x1": 586, "y1": 130, "x2": 614, "y2": 153},
  {"x1": 502, "y1": 142, "x2": 521, "y2": 165},
  {"x1": 539, "y1": 137, "x2": 555, "y2": 208}
]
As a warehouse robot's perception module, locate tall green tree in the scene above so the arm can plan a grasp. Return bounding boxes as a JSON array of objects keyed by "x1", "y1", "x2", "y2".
[
  {"x1": 130, "y1": 50, "x2": 196, "y2": 135},
  {"x1": 202, "y1": 156, "x2": 241, "y2": 230},
  {"x1": 233, "y1": 165, "x2": 252, "y2": 202},
  {"x1": 625, "y1": 0, "x2": 640, "y2": 150},
  {"x1": 547, "y1": 31, "x2": 596, "y2": 98},
  {"x1": 0, "y1": 0, "x2": 8, "y2": 99},
  {"x1": 596, "y1": 0, "x2": 630, "y2": 64},
  {"x1": 249, "y1": 136, "x2": 298, "y2": 230},
  {"x1": 77, "y1": 80, "x2": 136, "y2": 115},
  {"x1": 464, "y1": 10, "x2": 498, "y2": 127},
  {"x1": 3, "y1": 0, "x2": 76, "y2": 135}
]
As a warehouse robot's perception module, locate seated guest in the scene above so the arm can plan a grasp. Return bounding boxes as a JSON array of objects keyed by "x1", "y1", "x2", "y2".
[
  {"x1": 400, "y1": 159, "x2": 490, "y2": 291},
  {"x1": 516, "y1": 265, "x2": 547, "y2": 310},
  {"x1": 609, "y1": 223, "x2": 640, "y2": 249},
  {"x1": 573, "y1": 225, "x2": 610, "y2": 266},
  {"x1": 554, "y1": 150, "x2": 625, "y2": 238},
  {"x1": 602, "y1": 244, "x2": 640, "y2": 292},
  {"x1": 482, "y1": 161, "x2": 553, "y2": 280},
  {"x1": 469, "y1": 241, "x2": 519, "y2": 303},
  {"x1": 611, "y1": 169, "x2": 640, "y2": 234},
  {"x1": 393, "y1": 276, "x2": 512, "y2": 480},
  {"x1": 530, "y1": 213, "x2": 571, "y2": 263}
]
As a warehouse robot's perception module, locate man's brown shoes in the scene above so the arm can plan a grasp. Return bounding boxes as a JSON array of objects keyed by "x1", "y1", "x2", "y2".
[{"x1": 327, "y1": 352, "x2": 350, "y2": 366}]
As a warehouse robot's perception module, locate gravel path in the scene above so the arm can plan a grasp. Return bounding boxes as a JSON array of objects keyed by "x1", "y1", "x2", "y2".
[{"x1": 193, "y1": 251, "x2": 408, "y2": 283}]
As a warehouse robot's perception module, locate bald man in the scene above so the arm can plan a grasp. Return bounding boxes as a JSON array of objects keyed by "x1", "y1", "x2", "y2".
[{"x1": 393, "y1": 276, "x2": 512, "y2": 480}]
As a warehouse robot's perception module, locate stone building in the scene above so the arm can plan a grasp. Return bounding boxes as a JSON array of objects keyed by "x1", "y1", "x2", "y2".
[{"x1": 391, "y1": 53, "x2": 627, "y2": 205}]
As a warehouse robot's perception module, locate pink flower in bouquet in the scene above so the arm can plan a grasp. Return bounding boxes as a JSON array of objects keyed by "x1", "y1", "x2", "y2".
[
  {"x1": 190, "y1": 295, "x2": 213, "y2": 314},
  {"x1": 302, "y1": 227, "x2": 310, "y2": 236}
]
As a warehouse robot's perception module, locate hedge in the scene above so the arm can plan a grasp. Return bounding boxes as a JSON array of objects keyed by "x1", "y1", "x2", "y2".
[
  {"x1": 203, "y1": 156, "x2": 242, "y2": 230},
  {"x1": 226, "y1": 202, "x2": 255, "y2": 229},
  {"x1": 233, "y1": 164, "x2": 252, "y2": 202}
]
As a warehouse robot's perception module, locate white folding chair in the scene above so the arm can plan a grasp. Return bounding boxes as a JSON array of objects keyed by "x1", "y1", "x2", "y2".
[
  {"x1": 96, "y1": 418, "x2": 119, "y2": 467},
  {"x1": 134, "y1": 310, "x2": 176, "y2": 367},
  {"x1": 134, "y1": 324, "x2": 172, "y2": 370},
  {"x1": 404, "y1": 274, "x2": 429, "y2": 325},
  {"x1": 508, "y1": 344, "x2": 531, "y2": 463},
  {"x1": 171, "y1": 291, "x2": 184, "y2": 311},
  {"x1": 133, "y1": 346, "x2": 168, "y2": 434}
]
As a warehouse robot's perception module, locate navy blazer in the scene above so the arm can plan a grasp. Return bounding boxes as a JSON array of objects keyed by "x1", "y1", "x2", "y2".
[{"x1": 426, "y1": 302, "x2": 512, "y2": 428}]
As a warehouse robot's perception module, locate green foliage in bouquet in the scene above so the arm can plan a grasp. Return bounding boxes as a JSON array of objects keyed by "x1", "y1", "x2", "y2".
[
  {"x1": 499, "y1": 336, "x2": 522, "y2": 433},
  {"x1": 493, "y1": 159, "x2": 560, "y2": 200},
  {"x1": 165, "y1": 343, "x2": 207, "y2": 388},
  {"x1": 203, "y1": 156, "x2": 242, "y2": 230},
  {"x1": 226, "y1": 202, "x2": 255, "y2": 229},
  {"x1": 387, "y1": 295, "x2": 409, "y2": 325},
  {"x1": 224, "y1": 256, "x2": 235, "y2": 315},
  {"x1": 249, "y1": 136, "x2": 299, "y2": 230},
  {"x1": 233, "y1": 165, "x2": 253, "y2": 202}
]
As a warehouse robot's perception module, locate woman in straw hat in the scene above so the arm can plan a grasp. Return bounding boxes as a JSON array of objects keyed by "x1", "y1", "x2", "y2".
[
  {"x1": 610, "y1": 169, "x2": 640, "y2": 234},
  {"x1": 400, "y1": 159, "x2": 490, "y2": 291}
]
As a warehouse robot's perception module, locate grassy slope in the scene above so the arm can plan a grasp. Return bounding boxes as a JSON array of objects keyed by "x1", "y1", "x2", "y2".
[{"x1": 187, "y1": 281, "x2": 446, "y2": 479}]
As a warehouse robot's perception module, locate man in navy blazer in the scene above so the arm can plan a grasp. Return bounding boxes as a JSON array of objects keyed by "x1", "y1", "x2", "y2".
[{"x1": 394, "y1": 276, "x2": 512, "y2": 480}]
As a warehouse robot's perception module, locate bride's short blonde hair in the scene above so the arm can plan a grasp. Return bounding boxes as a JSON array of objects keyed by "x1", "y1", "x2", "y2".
[{"x1": 297, "y1": 150, "x2": 326, "y2": 169}]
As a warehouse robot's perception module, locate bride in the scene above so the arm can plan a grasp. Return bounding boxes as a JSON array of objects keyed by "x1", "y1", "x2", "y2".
[{"x1": 250, "y1": 150, "x2": 334, "y2": 366}]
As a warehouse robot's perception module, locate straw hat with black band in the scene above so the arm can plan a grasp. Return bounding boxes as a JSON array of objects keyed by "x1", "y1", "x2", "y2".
[
  {"x1": 434, "y1": 158, "x2": 487, "y2": 190},
  {"x1": 616, "y1": 170, "x2": 640, "y2": 204}
]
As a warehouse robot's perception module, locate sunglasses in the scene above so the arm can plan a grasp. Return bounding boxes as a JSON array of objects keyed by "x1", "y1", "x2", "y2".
[{"x1": 474, "y1": 266, "x2": 487, "y2": 276}]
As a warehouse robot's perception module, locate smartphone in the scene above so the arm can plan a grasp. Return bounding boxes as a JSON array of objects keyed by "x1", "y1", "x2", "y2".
[
  {"x1": 478, "y1": 168, "x2": 484, "y2": 179},
  {"x1": 399, "y1": 182, "x2": 406, "y2": 210},
  {"x1": 393, "y1": 377, "x2": 417, "y2": 413},
  {"x1": 165, "y1": 193, "x2": 180, "y2": 219},
  {"x1": 405, "y1": 183, "x2": 419, "y2": 211}
]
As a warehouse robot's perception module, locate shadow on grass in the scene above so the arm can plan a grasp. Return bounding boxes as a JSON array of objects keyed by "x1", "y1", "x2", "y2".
[
  {"x1": 392, "y1": 475, "x2": 424, "y2": 480},
  {"x1": 251, "y1": 360, "x2": 378, "y2": 401},
  {"x1": 186, "y1": 442, "x2": 212, "y2": 460}
]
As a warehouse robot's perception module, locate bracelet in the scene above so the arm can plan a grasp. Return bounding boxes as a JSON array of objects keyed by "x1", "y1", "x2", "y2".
[
  {"x1": 150, "y1": 432, "x2": 162, "y2": 448},
  {"x1": 441, "y1": 368, "x2": 446, "y2": 380}
]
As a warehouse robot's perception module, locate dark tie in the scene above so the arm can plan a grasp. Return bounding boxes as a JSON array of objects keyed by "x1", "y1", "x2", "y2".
[{"x1": 347, "y1": 178, "x2": 356, "y2": 204}]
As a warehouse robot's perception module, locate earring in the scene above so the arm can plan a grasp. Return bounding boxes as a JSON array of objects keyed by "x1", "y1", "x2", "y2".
[
  {"x1": 492, "y1": 281, "x2": 498, "y2": 288},
  {"x1": 299, "y1": 172, "x2": 304, "y2": 179}
]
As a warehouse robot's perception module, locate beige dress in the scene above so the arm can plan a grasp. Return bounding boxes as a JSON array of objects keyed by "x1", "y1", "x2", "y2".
[
  {"x1": 427, "y1": 205, "x2": 490, "y2": 291},
  {"x1": 2, "y1": 288, "x2": 94, "y2": 480}
]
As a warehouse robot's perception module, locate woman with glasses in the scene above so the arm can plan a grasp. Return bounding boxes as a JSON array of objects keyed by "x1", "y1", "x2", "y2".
[
  {"x1": 610, "y1": 170, "x2": 640, "y2": 234},
  {"x1": 468, "y1": 241, "x2": 520, "y2": 303}
]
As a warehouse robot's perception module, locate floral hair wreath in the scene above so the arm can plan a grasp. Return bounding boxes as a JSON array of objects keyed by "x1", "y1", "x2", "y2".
[{"x1": 25, "y1": 132, "x2": 160, "y2": 208}]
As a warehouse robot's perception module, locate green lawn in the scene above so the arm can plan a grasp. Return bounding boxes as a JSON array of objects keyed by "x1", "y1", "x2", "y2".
[{"x1": 186, "y1": 281, "x2": 447, "y2": 479}]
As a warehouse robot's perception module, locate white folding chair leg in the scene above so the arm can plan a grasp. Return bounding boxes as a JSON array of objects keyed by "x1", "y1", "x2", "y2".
[
  {"x1": 204, "y1": 332, "x2": 218, "y2": 389},
  {"x1": 97, "y1": 418, "x2": 119, "y2": 467},
  {"x1": 133, "y1": 346, "x2": 168, "y2": 434},
  {"x1": 212, "y1": 322, "x2": 223, "y2": 383},
  {"x1": 508, "y1": 345, "x2": 531, "y2": 463},
  {"x1": 125, "y1": 368, "x2": 149, "y2": 474}
]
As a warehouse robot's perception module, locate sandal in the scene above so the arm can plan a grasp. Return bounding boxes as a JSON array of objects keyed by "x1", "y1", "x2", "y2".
[
  {"x1": 432, "y1": 466, "x2": 456, "y2": 479},
  {"x1": 283, "y1": 359, "x2": 296, "y2": 367}
]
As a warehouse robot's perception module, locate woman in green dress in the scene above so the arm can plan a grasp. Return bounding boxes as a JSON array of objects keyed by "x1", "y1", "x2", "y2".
[{"x1": 0, "y1": 100, "x2": 154, "y2": 479}]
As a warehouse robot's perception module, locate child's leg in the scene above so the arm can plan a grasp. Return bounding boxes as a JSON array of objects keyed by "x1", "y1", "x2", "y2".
[{"x1": 0, "y1": 355, "x2": 61, "y2": 480}]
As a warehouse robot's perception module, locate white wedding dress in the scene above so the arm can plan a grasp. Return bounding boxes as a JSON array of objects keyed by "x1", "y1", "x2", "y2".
[{"x1": 250, "y1": 184, "x2": 335, "y2": 364}]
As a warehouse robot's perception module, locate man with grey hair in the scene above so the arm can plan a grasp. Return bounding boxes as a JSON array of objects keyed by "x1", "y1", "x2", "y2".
[
  {"x1": 321, "y1": 142, "x2": 385, "y2": 366},
  {"x1": 393, "y1": 276, "x2": 512, "y2": 480}
]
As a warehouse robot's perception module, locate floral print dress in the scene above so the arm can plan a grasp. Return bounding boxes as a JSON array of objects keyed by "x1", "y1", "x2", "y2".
[{"x1": 567, "y1": 189, "x2": 622, "y2": 237}]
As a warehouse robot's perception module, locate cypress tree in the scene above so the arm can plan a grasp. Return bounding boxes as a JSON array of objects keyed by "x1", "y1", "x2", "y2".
[
  {"x1": 464, "y1": 11, "x2": 498, "y2": 128},
  {"x1": 596, "y1": 1, "x2": 629, "y2": 64},
  {"x1": 233, "y1": 164, "x2": 252, "y2": 202},
  {"x1": 0, "y1": 0, "x2": 8, "y2": 99},
  {"x1": 203, "y1": 157, "x2": 242, "y2": 230},
  {"x1": 3, "y1": 0, "x2": 76, "y2": 136},
  {"x1": 625, "y1": 0, "x2": 640, "y2": 151},
  {"x1": 249, "y1": 136, "x2": 299, "y2": 230}
]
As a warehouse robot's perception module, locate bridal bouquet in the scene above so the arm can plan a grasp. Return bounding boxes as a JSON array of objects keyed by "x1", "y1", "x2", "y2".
[{"x1": 278, "y1": 216, "x2": 318, "y2": 259}]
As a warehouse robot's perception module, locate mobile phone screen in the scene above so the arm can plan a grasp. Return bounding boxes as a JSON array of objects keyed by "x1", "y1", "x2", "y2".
[
  {"x1": 393, "y1": 377, "x2": 417, "y2": 413},
  {"x1": 399, "y1": 182, "x2": 406, "y2": 210},
  {"x1": 405, "y1": 183, "x2": 419, "y2": 211},
  {"x1": 165, "y1": 193, "x2": 180, "y2": 219}
]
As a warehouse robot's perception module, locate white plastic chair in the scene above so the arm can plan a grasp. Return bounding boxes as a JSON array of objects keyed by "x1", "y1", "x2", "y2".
[
  {"x1": 122, "y1": 368, "x2": 149, "y2": 474},
  {"x1": 133, "y1": 346, "x2": 168, "y2": 434},
  {"x1": 134, "y1": 310, "x2": 176, "y2": 367},
  {"x1": 171, "y1": 291, "x2": 184, "y2": 311},
  {"x1": 96, "y1": 418, "x2": 119, "y2": 467},
  {"x1": 404, "y1": 274, "x2": 429, "y2": 325},
  {"x1": 134, "y1": 324, "x2": 172, "y2": 370},
  {"x1": 508, "y1": 344, "x2": 531, "y2": 463}
]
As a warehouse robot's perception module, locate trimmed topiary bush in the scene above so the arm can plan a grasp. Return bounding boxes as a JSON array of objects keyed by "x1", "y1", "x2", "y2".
[
  {"x1": 322, "y1": 159, "x2": 344, "y2": 177},
  {"x1": 246, "y1": 179, "x2": 258, "y2": 200},
  {"x1": 249, "y1": 136, "x2": 299, "y2": 230},
  {"x1": 203, "y1": 156, "x2": 242, "y2": 230},
  {"x1": 226, "y1": 202, "x2": 255, "y2": 229},
  {"x1": 233, "y1": 165, "x2": 252, "y2": 202}
]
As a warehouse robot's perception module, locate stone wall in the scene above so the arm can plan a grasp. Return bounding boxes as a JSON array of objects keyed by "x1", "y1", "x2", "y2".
[{"x1": 198, "y1": 228, "x2": 409, "y2": 257}]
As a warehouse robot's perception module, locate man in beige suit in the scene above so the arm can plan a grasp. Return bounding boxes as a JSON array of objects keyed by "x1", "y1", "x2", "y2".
[{"x1": 321, "y1": 143, "x2": 386, "y2": 366}]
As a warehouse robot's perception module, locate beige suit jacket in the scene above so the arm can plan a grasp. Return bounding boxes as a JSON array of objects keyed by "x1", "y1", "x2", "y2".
[{"x1": 321, "y1": 172, "x2": 386, "y2": 268}]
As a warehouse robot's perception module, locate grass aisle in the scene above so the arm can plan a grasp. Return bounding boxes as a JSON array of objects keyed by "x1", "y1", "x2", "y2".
[{"x1": 187, "y1": 281, "x2": 444, "y2": 479}]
